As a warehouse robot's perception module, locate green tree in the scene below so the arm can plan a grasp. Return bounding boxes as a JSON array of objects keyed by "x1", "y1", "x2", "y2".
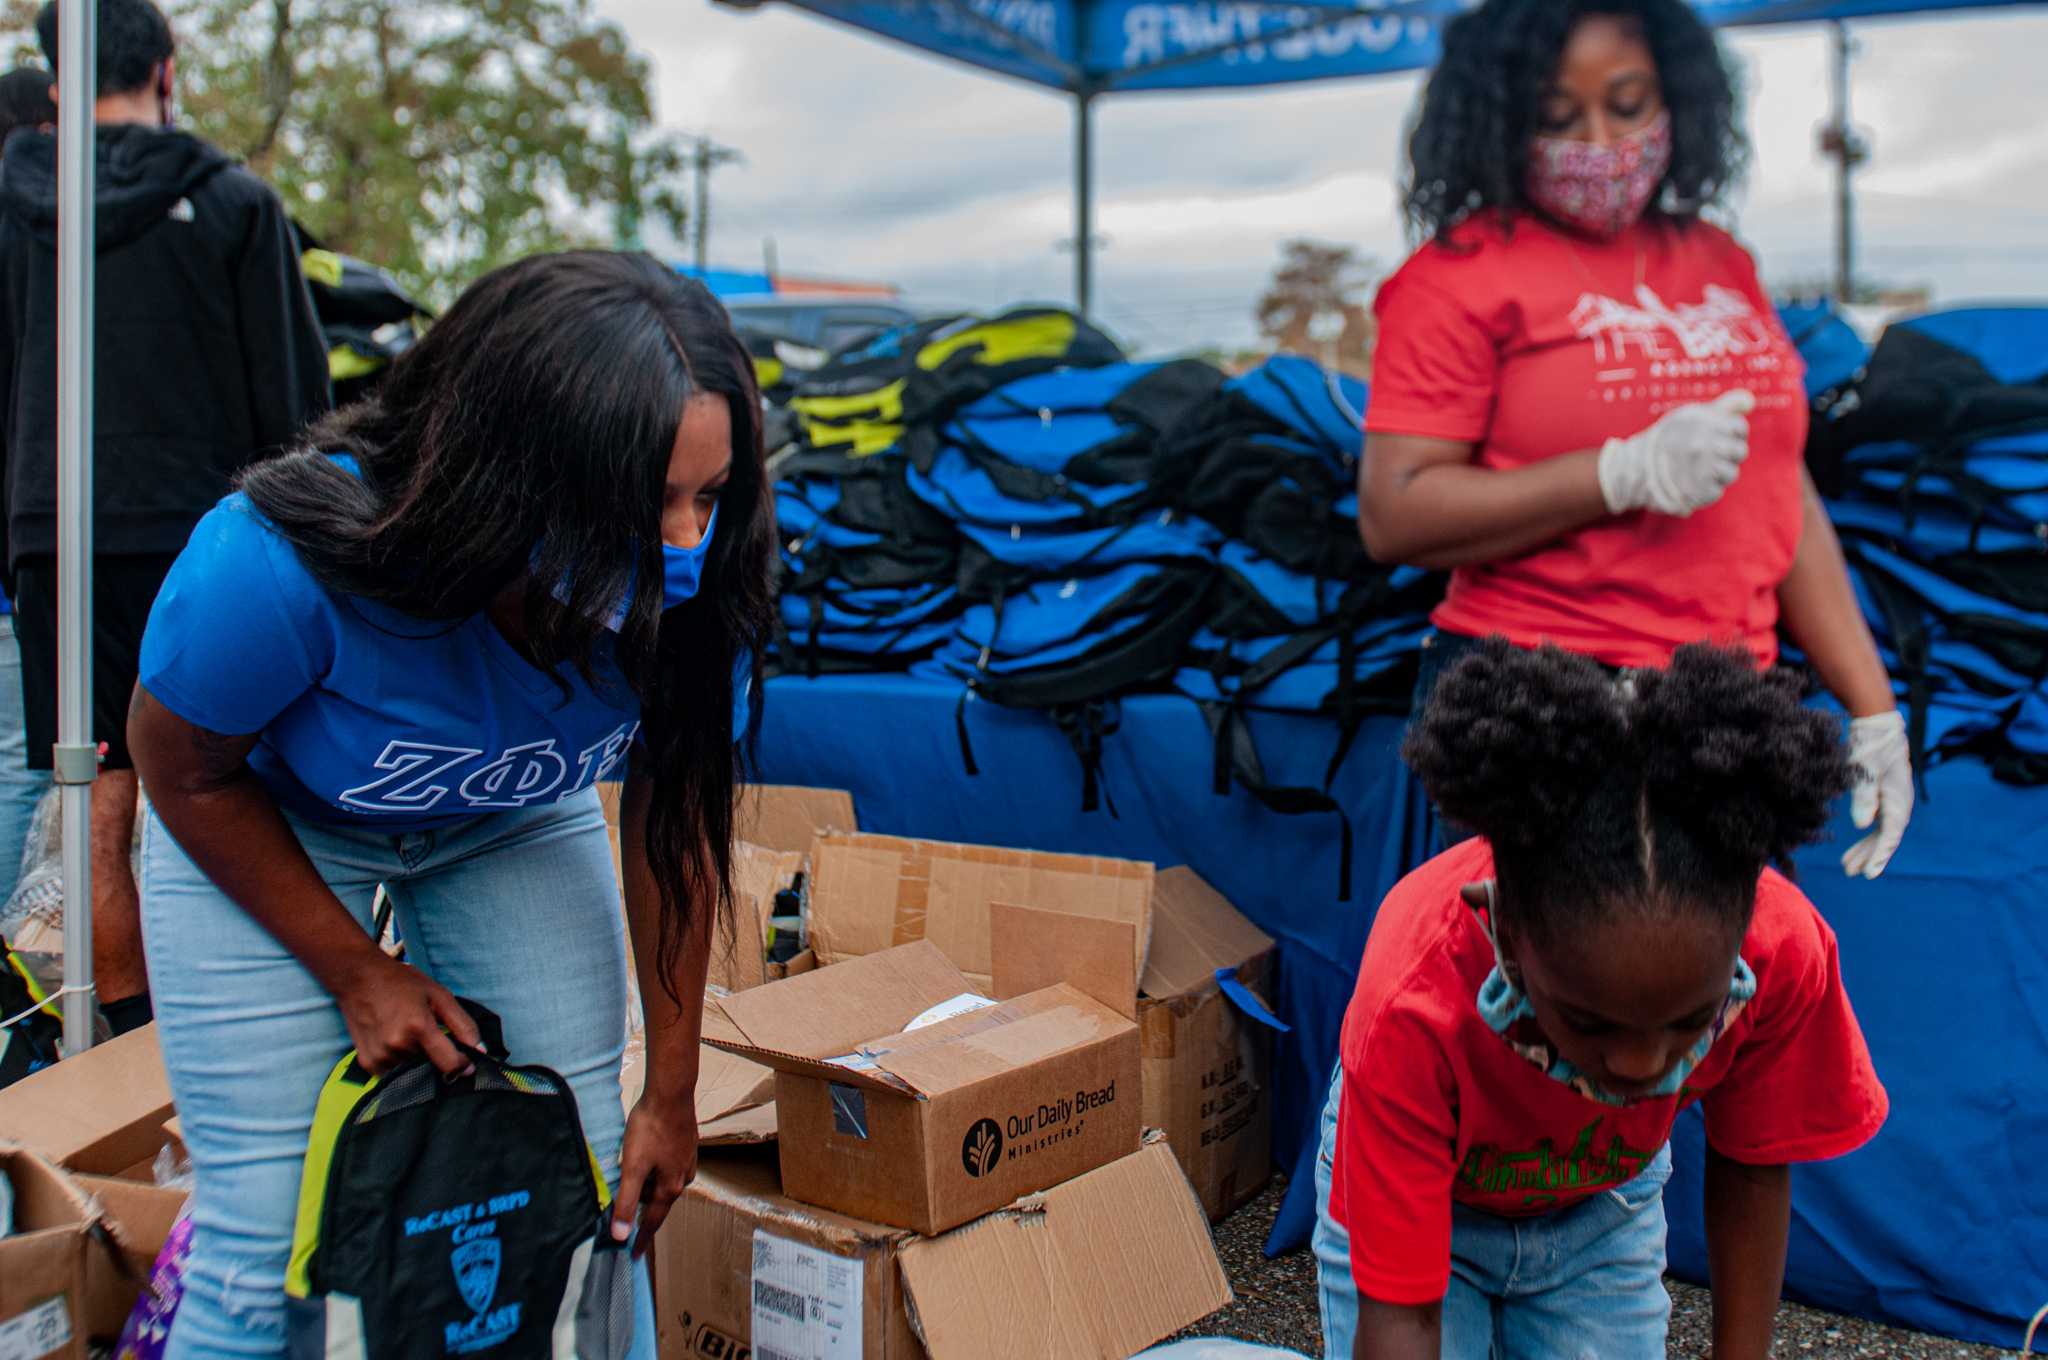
[
  {"x1": 1254, "y1": 239, "x2": 1377, "y2": 378},
  {"x1": 2, "y1": 0, "x2": 691, "y2": 303}
]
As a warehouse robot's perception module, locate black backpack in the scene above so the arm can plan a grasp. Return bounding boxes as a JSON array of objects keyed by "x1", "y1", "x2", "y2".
[{"x1": 284, "y1": 1001, "x2": 634, "y2": 1359}]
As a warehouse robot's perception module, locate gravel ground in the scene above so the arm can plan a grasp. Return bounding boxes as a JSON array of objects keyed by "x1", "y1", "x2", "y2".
[{"x1": 1173, "y1": 1176, "x2": 2026, "y2": 1359}]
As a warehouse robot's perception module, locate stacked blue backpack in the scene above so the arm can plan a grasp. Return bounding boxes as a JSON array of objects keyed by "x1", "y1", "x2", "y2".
[
  {"x1": 761, "y1": 313, "x2": 1446, "y2": 884},
  {"x1": 1792, "y1": 304, "x2": 2048, "y2": 784}
]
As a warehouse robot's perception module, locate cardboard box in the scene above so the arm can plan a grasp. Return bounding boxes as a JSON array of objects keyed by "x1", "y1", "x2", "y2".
[
  {"x1": 804, "y1": 832, "x2": 1154, "y2": 993},
  {"x1": 74, "y1": 1171, "x2": 190, "y2": 1340},
  {"x1": 804, "y1": 839, "x2": 1277, "y2": 1221},
  {"x1": 620, "y1": 1033, "x2": 780, "y2": 1148},
  {"x1": 1139, "y1": 868, "x2": 1279, "y2": 1222},
  {"x1": 596, "y1": 783, "x2": 858, "y2": 890},
  {"x1": 737, "y1": 785, "x2": 857, "y2": 856},
  {"x1": 0, "y1": 1145, "x2": 98, "y2": 1360},
  {"x1": 706, "y1": 937, "x2": 1141, "y2": 1235},
  {"x1": 0, "y1": 1024, "x2": 175, "y2": 1176},
  {"x1": 656, "y1": 1136, "x2": 1230, "y2": 1360},
  {"x1": 710, "y1": 841, "x2": 811, "y2": 994}
]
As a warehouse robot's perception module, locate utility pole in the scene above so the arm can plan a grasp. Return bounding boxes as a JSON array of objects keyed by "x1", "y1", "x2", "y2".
[
  {"x1": 612, "y1": 125, "x2": 643, "y2": 252},
  {"x1": 1817, "y1": 22, "x2": 1868, "y2": 307},
  {"x1": 688, "y1": 134, "x2": 742, "y2": 275}
]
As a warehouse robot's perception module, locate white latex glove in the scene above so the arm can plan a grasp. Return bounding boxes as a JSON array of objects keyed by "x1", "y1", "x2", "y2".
[
  {"x1": 1596, "y1": 388, "x2": 1756, "y2": 517},
  {"x1": 1842, "y1": 710, "x2": 1913, "y2": 879}
]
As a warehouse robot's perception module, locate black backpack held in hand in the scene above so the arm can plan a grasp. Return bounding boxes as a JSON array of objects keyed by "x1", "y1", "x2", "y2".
[{"x1": 284, "y1": 1000, "x2": 635, "y2": 1359}]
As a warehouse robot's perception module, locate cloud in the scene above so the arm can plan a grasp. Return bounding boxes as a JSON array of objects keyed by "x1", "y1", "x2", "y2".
[{"x1": 597, "y1": 0, "x2": 2048, "y2": 351}]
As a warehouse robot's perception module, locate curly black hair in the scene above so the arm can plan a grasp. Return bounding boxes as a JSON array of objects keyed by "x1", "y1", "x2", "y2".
[
  {"x1": 1403, "y1": 640, "x2": 1849, "y2": 950},
  {"x1": 1403, "y1": 0, "x2": 1746, "y2": 241}
]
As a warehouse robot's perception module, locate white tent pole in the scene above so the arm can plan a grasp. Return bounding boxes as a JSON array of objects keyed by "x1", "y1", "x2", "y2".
[
  {"x1": 1074, "y1": 86, "x2": 1094, "y2": 316},
  {"x1": 56, "y1": 0, "x2": 98, "y2": 1054}
]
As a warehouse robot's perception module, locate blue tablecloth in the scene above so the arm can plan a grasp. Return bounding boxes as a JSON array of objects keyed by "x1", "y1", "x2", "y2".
[{"x1": 756, "y1": 673, "x2": 2047, "y2": 1348}]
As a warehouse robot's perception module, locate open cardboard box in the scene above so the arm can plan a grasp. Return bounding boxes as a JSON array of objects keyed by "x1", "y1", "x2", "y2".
[
  {"x1": 619, "y1": 1031, "x2": 779, "y2": 1148},
  {"x1": 655, "y1": 1134, "x2": 1230, "y2": 1360},
  {"x1": 0, "y1": 1023, "x2": 177, "y2": 1178},
  {"x1": 800, "y1": 831, "x2": 1279, "y2": 1221},
  {"x1": 737, "y1": 784, "x2": 857, "y2": 856},
  {"x1": 705, "y1": 927, "x2": 1142, "y2": 1236},
  {"x1": 0, "y1": 1145, "x2": 100, "y2": 1360},
  {"x1": 596, "y1": 782, "x2": 857, "y2": 891},
  {"x1": 711, "y1": 840, "x2": 812, "y2": 993}
]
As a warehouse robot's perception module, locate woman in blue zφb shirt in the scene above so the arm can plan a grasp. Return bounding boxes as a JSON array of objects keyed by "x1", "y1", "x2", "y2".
[{"x1": 127, "y1": 253, "x2": 771, "y2": 1359}]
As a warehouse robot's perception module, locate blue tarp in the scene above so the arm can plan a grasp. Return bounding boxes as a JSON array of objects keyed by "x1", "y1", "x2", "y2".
[
  {"x1": 673, "y1": 265, "x2": 775, "y2": 296},
  {"x1": 757, "y1": 673, "x2": 2048, "y2": 1349},
  {"x1": 744, "y1": 0, "x2": 2041, "y2": 94}
]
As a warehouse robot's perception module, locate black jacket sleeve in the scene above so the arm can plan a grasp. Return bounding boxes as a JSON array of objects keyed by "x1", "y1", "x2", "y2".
[{"x1": 234, "y1": 185, "x2": 331, "y2": 457}]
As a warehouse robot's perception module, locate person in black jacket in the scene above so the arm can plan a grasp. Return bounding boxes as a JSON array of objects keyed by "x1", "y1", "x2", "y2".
[{"x1": 0, "y1": 0, "x2": 330, "y2": 1035}]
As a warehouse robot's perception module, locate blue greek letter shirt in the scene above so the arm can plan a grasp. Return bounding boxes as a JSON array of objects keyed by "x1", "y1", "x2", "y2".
[{"x1": 140, "y1": 492, "x2": 726, "y2": 831}]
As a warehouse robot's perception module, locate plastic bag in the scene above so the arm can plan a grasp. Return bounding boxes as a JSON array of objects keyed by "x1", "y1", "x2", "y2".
[
  {"x1": 0, "y1": 787, "x2": 62, "y2": 943},
  {"x1": 114, "y1": 1204, "x2": 195, "y2": 1360}
]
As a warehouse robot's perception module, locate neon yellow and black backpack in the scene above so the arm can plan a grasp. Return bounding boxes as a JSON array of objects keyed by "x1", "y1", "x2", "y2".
[
  {"x1": 788, "y1": 307, "x2": 1124, "y2": 459},
  {"x1": 284, "y1": 1002, "x2": 633, "y2": 1359}
]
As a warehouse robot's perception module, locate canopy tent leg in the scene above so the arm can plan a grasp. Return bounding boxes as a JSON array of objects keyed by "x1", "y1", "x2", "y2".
[
  {"x1": 1074, "y1": 86, "x2": 1094, "y2": 317},
  {"x1": 56, "y1": 0, "x2": 98, "y2": 1054}
]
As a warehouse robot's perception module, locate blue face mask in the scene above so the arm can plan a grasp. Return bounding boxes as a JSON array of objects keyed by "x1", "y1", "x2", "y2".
[
  {"x1": 546, "y1": 504, "x2": 718, "y2": 631},
  {"x1": 1470, "y1": 881, "x2": 1756, "y2": 1108},
  {"x1": 660, "y1": 504, "x2": 717, "y2": 611}
]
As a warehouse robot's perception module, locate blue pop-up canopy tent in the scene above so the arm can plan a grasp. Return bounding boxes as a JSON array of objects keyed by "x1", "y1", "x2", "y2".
[{"x1": 709, "y1": 0, "x2": 2039, "y2": 309}]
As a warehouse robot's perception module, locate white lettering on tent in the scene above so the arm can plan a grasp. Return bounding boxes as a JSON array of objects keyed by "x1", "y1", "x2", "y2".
[
  {"x1": 1124, "y1": 4, "x2": 1423, "y2": 69},
  {"x1": 933, "y1": 0, "x2": 1057, "y2": 52}
]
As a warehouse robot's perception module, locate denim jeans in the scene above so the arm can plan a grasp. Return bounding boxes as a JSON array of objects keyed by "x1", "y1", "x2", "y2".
[
  {"x1": 1313, "y1": 1065, "x2": 1672, "y2": 1360},
  {"x1": 139, "y1": 788, "x2": 656, "y2": 1359},
  {"x1": 0, "y1": 614, "x2": 50, "y2": 904}
]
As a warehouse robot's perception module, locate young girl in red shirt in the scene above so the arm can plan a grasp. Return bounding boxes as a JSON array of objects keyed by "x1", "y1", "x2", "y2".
[{"x1": 1315, "y1": 640, "x2": 1887, "y2": 1359}]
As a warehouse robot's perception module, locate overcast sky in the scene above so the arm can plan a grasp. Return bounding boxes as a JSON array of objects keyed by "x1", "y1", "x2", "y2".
[{"x1": 592, "y1": 1, "x2": 2048, "y2": 354}]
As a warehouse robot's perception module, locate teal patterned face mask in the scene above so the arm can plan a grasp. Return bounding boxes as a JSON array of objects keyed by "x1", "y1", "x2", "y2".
[{"x1": 1471, "y1": 881, "x2": 1756, "y2": 1108}]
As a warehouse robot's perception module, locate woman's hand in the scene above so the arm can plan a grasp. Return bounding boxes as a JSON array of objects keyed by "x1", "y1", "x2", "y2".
[
  {"x1": 613, "y1": 1090, "x2": 700, "y2": 1253},
  {"x1": 330, "y1": 949, "x2": 481, "y2": 1077},
  {"x1": 1596, "y1": 388, "x2": 1755, "y2": 518},
  {"x1": 1842, "y1": 711, "x2": 1913, "y2": 879}
]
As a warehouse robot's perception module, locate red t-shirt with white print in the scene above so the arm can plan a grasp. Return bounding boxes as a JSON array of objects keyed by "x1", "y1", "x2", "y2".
[
  {"x1": 1327, "y1": 839, "x2": 1887, "y2": 1307},
  {"x1": 1365, "y1": 214, "x2": 1809, "y2": 669}
]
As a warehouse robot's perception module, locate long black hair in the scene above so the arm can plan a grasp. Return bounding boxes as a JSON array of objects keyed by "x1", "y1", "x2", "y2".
[
  {"x1": 241, "y1": 251, "x2": 774, "y2": 999},
  {"x1": 1403, "y1": 641, "x2": 1849, "y2": 953},
  {"x1": 1403, "y1": 0, "x2": 1746, "y2": 242}
]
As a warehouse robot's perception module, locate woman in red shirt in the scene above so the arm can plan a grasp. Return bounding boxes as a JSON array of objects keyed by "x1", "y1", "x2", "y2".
[
  {"x1": 1317, "y1": 640, "x2": 1886, "y2": 1359},
  {"x1": 1360, "y1": 0, "x2": 1910, "y2": 880}
]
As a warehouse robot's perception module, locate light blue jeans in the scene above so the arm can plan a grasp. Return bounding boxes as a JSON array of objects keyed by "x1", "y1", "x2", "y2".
[
  {"x1": 139, "y1": 788, "x2": 656, "y2": 1359},
  {"x1": 1313, "y1": 1066, "x2": 1672, "y2": 1360},
  {"x1": 0, "y1": 614, "x2": 49, "y2": 904}
]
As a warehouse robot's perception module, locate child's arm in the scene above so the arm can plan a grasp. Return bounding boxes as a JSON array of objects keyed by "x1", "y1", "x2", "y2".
[
  {"x1": 1705, "y1": 1147, "x2": 1792, "y2": 1360},
  {"x1": 1353, "y1": 1297, "x2": 1441, "y2": 1360}
]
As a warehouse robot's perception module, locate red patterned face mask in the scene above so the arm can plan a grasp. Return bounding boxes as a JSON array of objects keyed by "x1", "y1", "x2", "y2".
[{"x1": 1525, "y1": 110, "x2": 1672, "y2": 238}]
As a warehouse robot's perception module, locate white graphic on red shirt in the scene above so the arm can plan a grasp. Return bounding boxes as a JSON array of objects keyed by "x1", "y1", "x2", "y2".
[{"x1": 1566, "y1": 284, "x2": 1791, "y2": 412}]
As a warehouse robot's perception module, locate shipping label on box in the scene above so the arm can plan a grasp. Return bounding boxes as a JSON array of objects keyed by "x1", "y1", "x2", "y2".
[
  {"x1": 749, "y1": 1230, "x2": 863, "y2": 1360},
  {"x1": 655, "y1": 1139, "x2": 1230, "y2": 1360}
]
